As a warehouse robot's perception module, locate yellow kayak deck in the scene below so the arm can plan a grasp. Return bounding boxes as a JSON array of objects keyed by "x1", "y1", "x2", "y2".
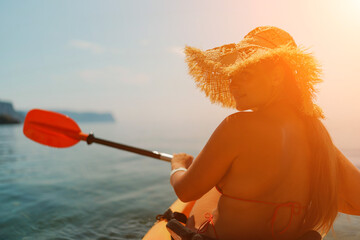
[{"x1": 143, "y1": 199, "x2": 195, "y2": 240}]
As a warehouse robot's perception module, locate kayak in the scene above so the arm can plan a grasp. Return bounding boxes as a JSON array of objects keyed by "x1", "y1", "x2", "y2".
[{"x1": 143, "y1": 199, "x2": 195, "y2": 239}]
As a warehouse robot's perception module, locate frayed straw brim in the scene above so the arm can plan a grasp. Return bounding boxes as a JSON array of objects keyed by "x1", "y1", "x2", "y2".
[{"x1": 184, "y1": 28, "x2": 324, "y2": 119}]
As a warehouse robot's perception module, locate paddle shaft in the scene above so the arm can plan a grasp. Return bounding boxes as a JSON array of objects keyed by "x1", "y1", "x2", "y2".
[{"x1": 85, "y1": 133, "x2": 173, "y2": 162}]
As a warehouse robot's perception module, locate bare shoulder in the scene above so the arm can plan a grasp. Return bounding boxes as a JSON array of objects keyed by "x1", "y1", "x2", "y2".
[
  {"x1": 217, "y1": 111, "x2": 286, "y2": 170},
  {"x1": 218, "y1": 111, "x2": 283, "y2": 140},
  {"x1": 216, "y1": 112, "x2": 286, "y2": 195}
]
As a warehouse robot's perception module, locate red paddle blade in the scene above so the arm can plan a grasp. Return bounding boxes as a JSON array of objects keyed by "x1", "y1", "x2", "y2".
[{"x1": 23, "y1": 109, "x2": 87, "y2": 148}]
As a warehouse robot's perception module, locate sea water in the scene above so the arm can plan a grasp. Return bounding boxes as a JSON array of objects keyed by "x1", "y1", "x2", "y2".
[{"x1": 0, "y1": 123, "x2": 359, "y2": 240}]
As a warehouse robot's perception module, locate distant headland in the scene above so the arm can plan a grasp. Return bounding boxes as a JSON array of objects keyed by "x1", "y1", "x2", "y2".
[
  {"x1": 0, "y1": 101, "x2": 24, "y2": 124},
  {"x1": 0, "y1": 100, "x2": 115, "y2": 124}
]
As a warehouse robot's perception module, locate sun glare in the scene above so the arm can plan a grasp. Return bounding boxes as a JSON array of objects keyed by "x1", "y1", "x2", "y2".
[{"x1": 345, "y1": 0, "x2": 360, "y2": 17}]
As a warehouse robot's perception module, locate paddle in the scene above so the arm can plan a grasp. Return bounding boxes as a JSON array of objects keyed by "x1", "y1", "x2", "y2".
[{"x1": 23, "y1": 109, "x2": 173, "y2": 162}]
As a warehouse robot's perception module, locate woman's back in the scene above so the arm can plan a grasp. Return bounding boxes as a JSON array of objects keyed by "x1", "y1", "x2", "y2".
[{"x1": 188, "y1": 109, "x2": 313, "y2": 239}]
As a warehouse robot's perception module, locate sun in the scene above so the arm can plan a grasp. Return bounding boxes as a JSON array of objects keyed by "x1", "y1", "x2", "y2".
[
  {"x1": 346, "y1": 0, "x2": 360, "y2": 13},
  {"x1": 331, "y1": 0, "x2": 360, "y2": 26}
]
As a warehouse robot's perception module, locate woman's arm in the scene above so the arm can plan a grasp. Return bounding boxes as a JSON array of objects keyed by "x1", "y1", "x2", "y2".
[
  {"x1": 170, "y1": 114, "x2": 247, "y2": 202},
  {"x1": 337, "y1": 147, "x2": 360, "y2": 215}
]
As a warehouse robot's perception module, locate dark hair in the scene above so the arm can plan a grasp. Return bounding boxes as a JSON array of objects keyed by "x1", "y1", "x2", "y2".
[{"x1": 278, "y1": 58, "x2": 339, "y2": 235}]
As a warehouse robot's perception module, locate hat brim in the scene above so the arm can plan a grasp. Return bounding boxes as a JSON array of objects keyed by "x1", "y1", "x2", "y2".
[{"x1": 184, "y1": 43, "x2": 324, "y2": 118}]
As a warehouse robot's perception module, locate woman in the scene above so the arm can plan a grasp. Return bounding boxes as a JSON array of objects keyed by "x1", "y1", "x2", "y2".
[{"x1": 170, "y1": 26, "x2": 360, "y2": 240}]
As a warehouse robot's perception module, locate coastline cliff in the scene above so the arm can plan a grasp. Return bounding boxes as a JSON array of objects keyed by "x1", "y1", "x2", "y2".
[{"x1": 0, "y1": 101, "x2": 24, "y2": 124}]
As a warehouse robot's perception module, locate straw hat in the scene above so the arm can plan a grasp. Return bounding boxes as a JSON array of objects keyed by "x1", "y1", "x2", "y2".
[{"x1": 184, "y1": 26, "x2": 324, "y2": 119}]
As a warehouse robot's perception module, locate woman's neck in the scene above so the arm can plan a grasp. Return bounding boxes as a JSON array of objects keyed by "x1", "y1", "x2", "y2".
[{"x1": 255, "y1": 97, "x2": 298, "y2": 119}]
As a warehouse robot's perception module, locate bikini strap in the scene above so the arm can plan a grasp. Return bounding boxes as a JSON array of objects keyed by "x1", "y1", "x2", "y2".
[
  {"x1": 270, "y1": 201, "x2": 302, "y2": 238},
  {"x1": 197, "y1": 213, "x2": 220, "y2": 240},
  {"x1": 215, "y1": 185, "x2": 303, "y2": 239}
]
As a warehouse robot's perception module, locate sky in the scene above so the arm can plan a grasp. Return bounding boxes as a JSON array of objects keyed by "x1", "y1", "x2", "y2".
[{"x1": 1, "y1": 0, "x2": 359, "y2": 149}]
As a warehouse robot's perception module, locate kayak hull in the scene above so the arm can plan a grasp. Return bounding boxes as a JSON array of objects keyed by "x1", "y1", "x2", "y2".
[{"x1": 143, "y1": 199, "x2": 195, "y2": 240}]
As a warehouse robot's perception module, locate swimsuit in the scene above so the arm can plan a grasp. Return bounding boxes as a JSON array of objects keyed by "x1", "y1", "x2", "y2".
[{"x1": 196, "y1": 186, "x2": 304, "y2": 240}]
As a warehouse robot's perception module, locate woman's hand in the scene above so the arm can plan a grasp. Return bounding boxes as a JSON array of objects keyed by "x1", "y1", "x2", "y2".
[{"x1": 171, "y1": 153, "x2": 194, "y2": 170}]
